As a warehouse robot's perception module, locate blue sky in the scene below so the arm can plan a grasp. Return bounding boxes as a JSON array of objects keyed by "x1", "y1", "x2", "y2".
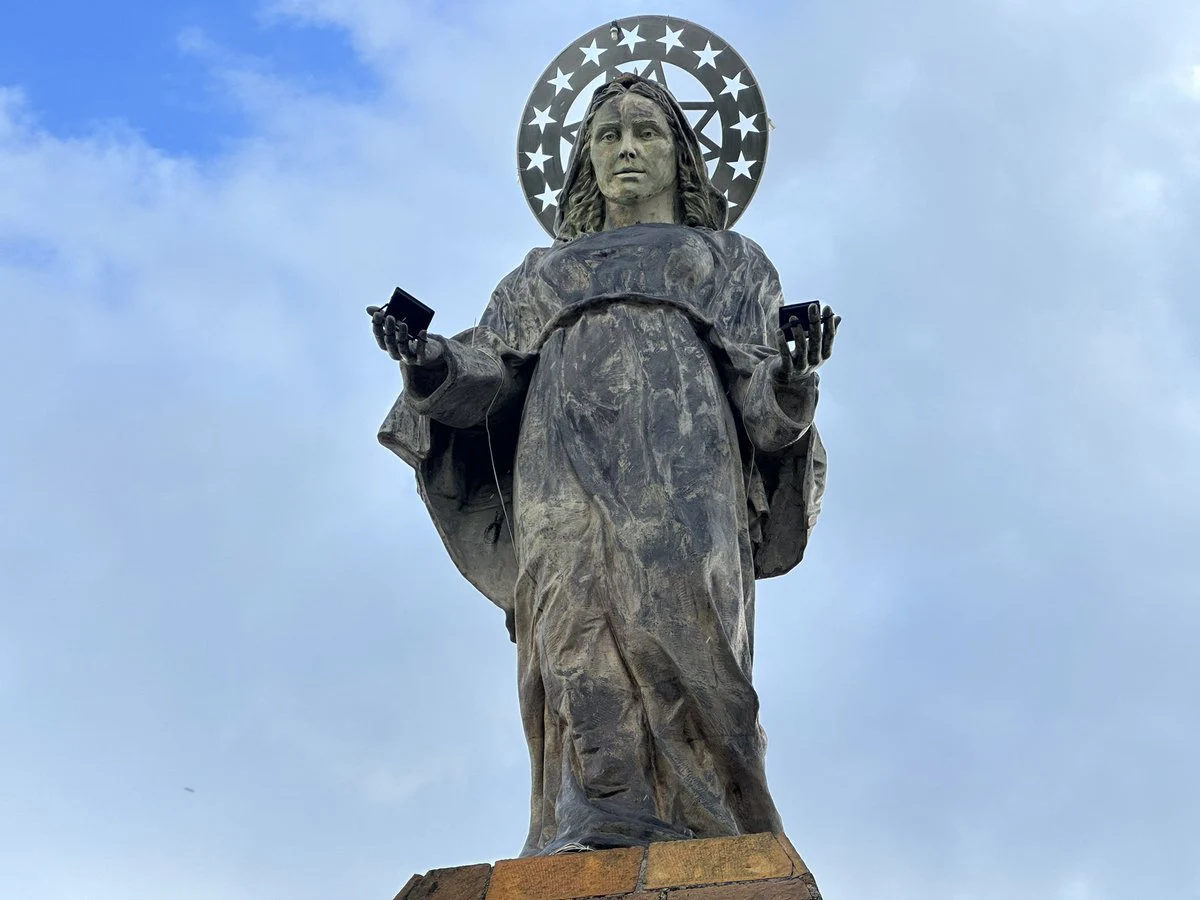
[
  {"x1": 0, "y1": 0, "x2": 375, "y2": 153},
  {"x1": 2, "y1": 1, "x2": 1199, "y2": 899}
]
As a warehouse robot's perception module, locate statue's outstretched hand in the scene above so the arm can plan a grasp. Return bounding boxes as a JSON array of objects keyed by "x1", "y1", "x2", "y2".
[
  {"x1": 775, "y1": 303, "x2": 840, "y2": 384},
  {"x1": 366, "y1": 306, "x2": 446, "y2": 368},
  {"x1": 366, "y1": 305, "x2": 449, "y2": 398}
]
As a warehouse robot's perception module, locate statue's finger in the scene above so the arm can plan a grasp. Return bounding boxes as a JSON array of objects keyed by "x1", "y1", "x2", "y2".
[
  {"x1": 372, "y1": 316, "x2": 387, "y2": 351},
  {"x1": 806, "y1": 315, "x2": 822, "y2": 368},
  {"x1": 822, "y1": 320, "x2": 836, "y2": 360},
  {"x1": 382, "y1": 316, "x2": 401, "y2": 360},
  {"x1": 366, "y1": 305, "x2": 381, "y2": 317},
  {"x1": 820, "y1": 307, "x2": 835, "y2": 351},
  {"x1": 776, "y1": 330, "x2": 793, "y2": 378},
  {"x1": 419, "y1": 330, "x2": 443, "y2": 365},
  {"x1": 396, "y1": 321, "x2": 417, "y2": 361},
  {"x1": 387, "y1": 316, "x2": 413, "y2": 361},
  {"x1": 794, "y1": 331, "x2": 810, "y2": 373}
]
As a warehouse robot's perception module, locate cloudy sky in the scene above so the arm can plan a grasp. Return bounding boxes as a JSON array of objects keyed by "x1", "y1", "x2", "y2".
[{"x1": 2, "y1": 1, "x2": 1199, "y2": 897}]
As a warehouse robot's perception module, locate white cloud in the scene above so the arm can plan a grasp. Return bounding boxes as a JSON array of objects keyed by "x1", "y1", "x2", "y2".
[{"x1": 2, "y1": 2, "x2": 1200, "y2": 899}]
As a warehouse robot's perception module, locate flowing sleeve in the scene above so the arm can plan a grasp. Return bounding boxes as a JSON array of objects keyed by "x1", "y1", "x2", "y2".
[
  {"x1": 402, "y1": 332, "x2": 525, "y2": 428},
  {"x1": 715, "y1": 235, "x2": 817, "y2": 454},
  {"x1": 705, "y1": 231, "x2": 828, "y2": 578},
  {"x1": 377, "y1": 249, "x2": 546, "y2": 639},
  {"x1": 377, "y1": 252, "x2": 541, "y2": 464},
  {"x1": 399, "y1": 255, "x2": 540, "y2": 428}
]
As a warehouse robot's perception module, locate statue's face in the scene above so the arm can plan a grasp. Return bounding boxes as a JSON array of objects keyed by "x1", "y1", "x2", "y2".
[{"x1": 589, "y1": 93, "x2": 677, "y2": 207}]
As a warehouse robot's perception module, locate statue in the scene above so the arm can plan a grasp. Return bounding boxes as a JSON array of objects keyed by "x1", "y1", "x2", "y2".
[{"x1": 367, "y1": 25, "x2": 839, "y2": 858}]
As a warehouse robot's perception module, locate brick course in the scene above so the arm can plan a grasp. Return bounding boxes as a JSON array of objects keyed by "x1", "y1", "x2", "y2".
[{"x1": 393, "y1": 833, "x2": 822, "y2": 900}]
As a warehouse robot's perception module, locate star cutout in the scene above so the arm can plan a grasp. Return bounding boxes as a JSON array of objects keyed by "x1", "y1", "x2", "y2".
[
  {"x1": 546, "y1": 67, "x2": 573, "y2": 95},
  {"x1": 524, "y1": 147, "x2": 551, "y2": 172},
  {"x1": 694, "y1": 40, "x2": 722, "y2": 69},
  {"x1": 721, "y1": 72, "x2": 749, "y2": 100},
  {"x1": 579, "y1": 39, "x2": 605, "y2": 67},
  {"x1": 658, "y1": 25, "x2": 684, "y2": 54},
  {"x1": 534, "y1": 184, "x2": 561, "y2": 211},
  {"x1": 527, "y1": 105, "x2": 556, "y2": 133},
  {"x1": 519, "y1": 21, "x2": 770, "y2": 234},
  {"x1": 618, "y1": 24, "x2": 644, "y2": 52},
  {"x1": 726, "y1": 152, "x2": 757, "y2": 180},
  {"x1": 731, "y1": 111, "x2": 760, "y2": 137}
]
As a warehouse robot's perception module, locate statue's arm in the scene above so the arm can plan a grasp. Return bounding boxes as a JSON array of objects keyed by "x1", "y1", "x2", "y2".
[
  {"x1": 402, "y1": 329, "x2": 525, "y2": 429},
  {"x1": 734, "y1": 360, "x2": 817, "y2": 453},
  {"x1": 716, "y1": 234, "x2": 839, "y2": 454},
  {"x1": 369, "y1": 256, "x2": 539, "y2": 430}
]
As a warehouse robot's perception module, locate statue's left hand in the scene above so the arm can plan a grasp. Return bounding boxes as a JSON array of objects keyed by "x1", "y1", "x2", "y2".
[
  {"x1": 774, "y1": 303, "x2": 840, "y2": 384},
  {"x1": 366, "y1": 306, "x2": 446, "y2": 370}
]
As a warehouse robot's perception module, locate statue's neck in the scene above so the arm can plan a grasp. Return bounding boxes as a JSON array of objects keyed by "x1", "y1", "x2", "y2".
[{"x1": 603, "y1": 190, "x2": 679, "y2": 230}]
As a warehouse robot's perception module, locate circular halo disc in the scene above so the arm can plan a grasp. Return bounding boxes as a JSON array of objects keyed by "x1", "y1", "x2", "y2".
[{"x1": 517, "y1": 16, "x2": 769, "y2": 236}]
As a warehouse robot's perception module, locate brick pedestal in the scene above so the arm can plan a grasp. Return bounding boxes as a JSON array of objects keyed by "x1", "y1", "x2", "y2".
[{"x1": 393, "y1": 833, "x2": 822, "y2": 899}]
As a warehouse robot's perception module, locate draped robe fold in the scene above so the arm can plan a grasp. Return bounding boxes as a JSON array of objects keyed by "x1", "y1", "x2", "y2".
[{"x1": 379, "y1": 224, "x2": 826, "y2": 855}]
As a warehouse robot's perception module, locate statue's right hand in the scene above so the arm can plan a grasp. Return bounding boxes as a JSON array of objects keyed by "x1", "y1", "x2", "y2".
[{"x1": 366, "y1": 306, "x2": 447, "y2": 370}]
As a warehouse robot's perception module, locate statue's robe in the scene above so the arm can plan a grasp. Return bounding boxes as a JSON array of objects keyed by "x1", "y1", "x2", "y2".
[{"x1": 379, "y1": 224, "x2": 826, "y2": 855}]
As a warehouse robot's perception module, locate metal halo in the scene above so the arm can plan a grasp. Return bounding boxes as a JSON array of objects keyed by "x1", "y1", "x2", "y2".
[{"x1": 517, "y1": 16, "x2": 769, "y2": 236}]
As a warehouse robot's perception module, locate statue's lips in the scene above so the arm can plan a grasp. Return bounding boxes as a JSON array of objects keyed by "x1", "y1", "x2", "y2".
[{"x1": 615, "y1": 169, "x2": 644, "y2": 175}]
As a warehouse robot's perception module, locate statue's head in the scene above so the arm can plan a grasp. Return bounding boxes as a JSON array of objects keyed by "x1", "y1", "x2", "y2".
[{"x1": 555, "y1": 74, "x2": 728, "y2": 240}]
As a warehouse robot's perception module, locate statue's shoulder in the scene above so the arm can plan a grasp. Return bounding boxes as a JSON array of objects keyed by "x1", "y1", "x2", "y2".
[
  {"x1": 702, "y1": 228, "x2": 776, "y2": 272},
  {"x1": 493, "y1": 244, "x2": 553, "y2": 294},
  {"x1": 510, "y1": 244, "x2": 553, "y2": 268}
]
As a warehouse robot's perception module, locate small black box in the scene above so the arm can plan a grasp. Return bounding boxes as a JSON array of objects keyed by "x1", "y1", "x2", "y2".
[
  {"x1": 779, "y1": 301, "x2": 820, "y2": 341},
  {"x1": 382, "y1": 286, "x2": 435, "y2": 336}
]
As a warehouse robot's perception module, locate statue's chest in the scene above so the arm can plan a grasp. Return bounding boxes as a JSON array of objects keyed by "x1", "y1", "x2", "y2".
[{"x1": 539, "y1": 225, "x2": 718, "y2": 308}]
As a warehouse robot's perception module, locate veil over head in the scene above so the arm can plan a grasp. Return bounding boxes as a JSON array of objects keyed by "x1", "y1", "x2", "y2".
[{"x1": 554, "y1": 74, "x2": 729, "y2": 240}]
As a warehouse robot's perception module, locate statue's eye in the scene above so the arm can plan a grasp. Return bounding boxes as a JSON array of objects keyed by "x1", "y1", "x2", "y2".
[
  {"x1": 641, "y1": 129, "x2": 657, "y2": 139},
  {"x1": 600, "y1": 131, "x2": 618, "y2": 143}
]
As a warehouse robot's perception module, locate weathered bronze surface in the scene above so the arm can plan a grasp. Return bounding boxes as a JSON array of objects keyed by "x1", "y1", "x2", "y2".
[{"x1": 369, "y1": 75, "x2": 838, "y2": 857}]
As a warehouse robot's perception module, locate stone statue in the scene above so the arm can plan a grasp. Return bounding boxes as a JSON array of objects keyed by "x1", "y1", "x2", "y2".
[{"x1": 368, "y1": 73, "x2": 839, "y2": 857}]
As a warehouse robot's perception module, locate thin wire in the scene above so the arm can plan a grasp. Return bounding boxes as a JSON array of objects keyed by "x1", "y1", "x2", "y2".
[
  {"x1": 747, "y1": 442, "x2": 759, "y2": 533},
  {"x1": 484, "y1": 389, "x2": 516, "y2": 553},
  {"x1": 473, "y1": 320, "x2": 517, "y2": 555}
]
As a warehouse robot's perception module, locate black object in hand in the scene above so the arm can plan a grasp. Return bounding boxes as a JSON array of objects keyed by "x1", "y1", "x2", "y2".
[
  {"x1": 779, "y1": 302, "x2": 820, "y2": 341},
  {"x1": 382, "y1": 286, "x2": 435, "y2": 335}
]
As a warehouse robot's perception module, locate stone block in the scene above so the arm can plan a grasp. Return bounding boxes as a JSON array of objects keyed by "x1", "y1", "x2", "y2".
[
  {"x1": 486, "y1": 847, "x2": 643, "y2": 900},
  {"x1": 643, "y1": 833, "x2": 793, "y2": 889},
  {"x1": 667, "y1": 873, "x2": 823, "y2": 899},
  {"x1": 772, "y1": 835, "x2": 811, "y2": 876},
  {"x1": 397, "y1": 863, "x2": 491, "y2": 899}
]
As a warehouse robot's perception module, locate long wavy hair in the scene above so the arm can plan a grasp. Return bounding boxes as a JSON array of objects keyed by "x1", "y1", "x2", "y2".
[{"x1": 554, "y1": 74, "x2": 728, "y2": 240}]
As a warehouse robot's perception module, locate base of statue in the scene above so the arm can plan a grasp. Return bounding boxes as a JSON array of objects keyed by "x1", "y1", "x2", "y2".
[{"x1": 393, "y1": 832, "x2": 823, "y2": 899}]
